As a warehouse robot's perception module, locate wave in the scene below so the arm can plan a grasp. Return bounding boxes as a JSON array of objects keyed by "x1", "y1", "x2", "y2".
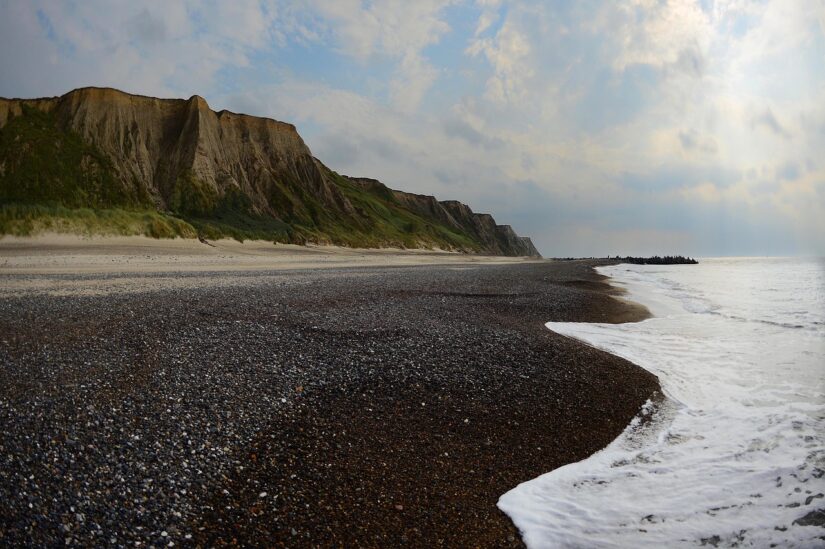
[{"x1": 499, "y1": 258, "x2": 825, "y2": 547}]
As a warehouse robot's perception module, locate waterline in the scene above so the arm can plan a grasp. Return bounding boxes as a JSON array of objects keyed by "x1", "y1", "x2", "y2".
[{"x1": 500, "y1": 258, "x2": 825, "y2": 547}]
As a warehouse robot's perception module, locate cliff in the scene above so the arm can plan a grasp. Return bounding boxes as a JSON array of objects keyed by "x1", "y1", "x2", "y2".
[{"x1": 0, "y1": 87, "x2": 540, "y2": 256}]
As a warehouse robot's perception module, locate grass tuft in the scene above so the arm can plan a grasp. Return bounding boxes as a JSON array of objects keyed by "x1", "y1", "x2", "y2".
[{"x1": 0, "y1": 203, "x2": 197, "y2": 239}]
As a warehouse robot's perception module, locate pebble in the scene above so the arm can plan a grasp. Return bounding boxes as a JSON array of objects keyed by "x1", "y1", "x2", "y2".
[{"x1": 0, "y1": 260, "x2": 658, "y2": 547}]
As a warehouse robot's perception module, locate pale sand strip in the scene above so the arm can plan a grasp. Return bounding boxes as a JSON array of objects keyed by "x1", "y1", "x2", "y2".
[{"x1": 0, "y1": 234, "x2": 543, "y2": 297}]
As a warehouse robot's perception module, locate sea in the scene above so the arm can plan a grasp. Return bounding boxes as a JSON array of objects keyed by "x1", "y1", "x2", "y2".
[{"x1": 499, "y1": 257, "x2": 825, "y2": 548}]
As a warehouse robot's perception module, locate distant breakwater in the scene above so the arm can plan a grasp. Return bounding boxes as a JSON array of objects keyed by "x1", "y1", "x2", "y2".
[{"x1": 553, "y1": 256, "x2": 698, "y2": 265}]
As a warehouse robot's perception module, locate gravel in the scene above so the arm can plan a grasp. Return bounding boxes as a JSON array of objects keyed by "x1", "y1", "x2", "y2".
[{"x1": 0, "y1": 260, "x2": 659, "y2": 547}]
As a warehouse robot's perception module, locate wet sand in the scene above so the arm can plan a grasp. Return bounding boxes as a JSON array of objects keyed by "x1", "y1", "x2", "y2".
[{"x1": 0, "y1": 239, "x2": 659, "y2": 546}]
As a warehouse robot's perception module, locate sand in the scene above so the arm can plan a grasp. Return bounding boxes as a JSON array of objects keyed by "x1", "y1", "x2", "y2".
[{"x1": 0, "y1": 234, "x2": 538, "y2": 297}]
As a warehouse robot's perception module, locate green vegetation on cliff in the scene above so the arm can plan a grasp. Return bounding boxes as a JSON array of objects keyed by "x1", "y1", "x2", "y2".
[
  {"x1": 0, "y1": 203, "x2": 197, "y2": 238},
  {"x1": 172, "y1": 171, "x2": 483, "y2": 249},
  {"x1": 324, "y1": 171, "x2": 482, "y2": 251},
  {"x1": 0, "y1": 105, "x2": 194, "y2": 238},
  {"x1": 0, "y1": 105, "x2": 150, "y2": 208},
  {"x1": 0, "y1": 88, "x2": 540, "y2": 255},
  {"x1": 0, "y1": 108, "x2": 484, "y2": 248}
]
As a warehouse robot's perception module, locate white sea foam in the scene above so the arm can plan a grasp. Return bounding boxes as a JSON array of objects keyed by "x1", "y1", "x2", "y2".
[{"x1": 499, "y1": 257, "x2": 825, "y2": 548}]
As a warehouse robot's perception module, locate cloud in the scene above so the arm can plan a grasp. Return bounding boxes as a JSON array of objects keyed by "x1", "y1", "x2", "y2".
[
  {"x1": 304, "y1": 0, "x2": 452, "y2": 60},
  {"x1": 677, "y1": 131, "x2": 697, "y2": 150},
  {"x1": 442, "y1": 117, "x2": 504, "y2": 150},
  {"x1": 474, "y1": 8, "x2": 499, "y2": 36},
  {"x1": 313, "y1": 132, "x2": 362, "y2": 169},
  {"x1": 678, "y1": 129, "x2": 718, "y2": 154},
  {"x1": 599, "y1": 0, "x2": 712, "y2": 76},
  {"x1": 1, "y1": 0, "x2": 823, "y2": 256},
  {"x1": 0, "y1": 1, "x2": 275, "y2": 98},
  {"x1": 126, "y1": 9, "x2": 168, "y2": 44},
  {"x1": 467, "y1": 18, "x2": 533, "y2": 104},
  {"x1": 619, "y1": 164, "x2": 742, "y2": 193},
  {"x1": 294, "y1": 0, "x2": 453, "y2": 111},
  {"x1": 751, "y1": 108, "x2": 792, "y2": 139},
  {"x1": 776, "y1": 161, "x2": 800, "y2": 181},
  {"x1": 389, "y1": 51, "x2": 439, "y2": 112}
]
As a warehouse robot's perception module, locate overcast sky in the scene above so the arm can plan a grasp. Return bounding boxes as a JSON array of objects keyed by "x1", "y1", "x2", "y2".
[{"x1": 1, "y1": 0, "x2": 823, "y2": 256}]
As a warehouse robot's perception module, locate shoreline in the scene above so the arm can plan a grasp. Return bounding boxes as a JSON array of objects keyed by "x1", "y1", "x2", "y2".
[
  {"x1": 500, "y1": 258, "x2": 825, "y2": 546},
  {"x1": 0, "y1": 246, "x2": 660, "y2": 546}
]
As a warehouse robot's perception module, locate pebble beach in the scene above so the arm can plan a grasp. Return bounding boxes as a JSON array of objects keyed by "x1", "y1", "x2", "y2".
[{"x1": 0, "y1": 237, "x2": 659, "y2": 547}]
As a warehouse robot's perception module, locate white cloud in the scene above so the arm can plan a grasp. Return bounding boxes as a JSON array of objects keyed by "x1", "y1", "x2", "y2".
[
  {"x1": 467, "y1": 19, "x2": 533, "y2": 104},
  {"x1": 751, "y1": 108, "x2": 792, "y2": 139},
  {"x1": 593, "y1": 0, "x2": 712, "y2": 75},
  {"x1": 2, "y1": 0, "x2": 823, "y2": 255},
  {"x1": 303, "y1": 0, "x2": 452, "y2": 59},
  {"x1": 297, "y1": 0, "x2": 453, "y2": 112},
  {"x1": 389, "y1": 52, "x2": 439, "y2": 112},
  {"x1": 474, "y1": 8, "x2": 498, "y2": 36},
  {"x1": 730, "y1": 0, "x2": 824, "y2": 62},
  {"x1": 1, "y1": 1, "x2": 277, "y2": 98}
]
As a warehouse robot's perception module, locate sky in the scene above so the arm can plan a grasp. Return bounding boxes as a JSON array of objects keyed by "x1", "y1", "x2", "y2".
[{"x1": 1, "y1": 0, "x2": 823, "y2": 257}]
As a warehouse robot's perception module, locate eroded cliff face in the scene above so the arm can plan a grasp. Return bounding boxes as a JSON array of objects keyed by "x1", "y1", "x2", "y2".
[
  {"x1": 0, "y1": 87, "x2": 540, "y2": 256},
  {"x1": 440, "y1": 201, "x2": 540, "y2": 257},
  {"x1": 371, "y1": 182, "x2": 539, "y2": 257},
  {"x1": 41, "y1": 88, "x2": 351, "y2": 219}
]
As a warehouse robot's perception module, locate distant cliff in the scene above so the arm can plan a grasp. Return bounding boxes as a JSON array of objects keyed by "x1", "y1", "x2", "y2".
[{"x1": 0, "y1": 87, "x2": 540, "y2": 257}]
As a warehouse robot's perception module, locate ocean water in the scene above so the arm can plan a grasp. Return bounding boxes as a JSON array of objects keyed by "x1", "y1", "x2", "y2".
[{"x1": 499, "y1": 257, "x2": 825, "y2": 548}]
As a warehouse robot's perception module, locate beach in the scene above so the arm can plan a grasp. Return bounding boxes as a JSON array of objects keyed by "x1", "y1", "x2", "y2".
[
  {"x1": 501, "y1": 258, "x2": 825, "y2": 547},
  {"x1": 0, "y1": 236, "x2": 659, "y2": 546}
]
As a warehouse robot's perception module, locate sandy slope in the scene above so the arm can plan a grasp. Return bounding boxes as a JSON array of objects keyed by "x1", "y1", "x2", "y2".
[{"x1": 0, "y1": 234, "x2": 540, "y2": 296}]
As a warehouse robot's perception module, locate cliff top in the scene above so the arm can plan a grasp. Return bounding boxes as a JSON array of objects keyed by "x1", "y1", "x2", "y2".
[{"x1": 0, "y1": 87, "x2": 298, "y2": 131}]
